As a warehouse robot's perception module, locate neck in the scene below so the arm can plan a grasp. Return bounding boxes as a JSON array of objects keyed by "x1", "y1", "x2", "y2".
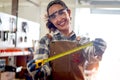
[{"x1": 60, "y1": 28, "x2": 73, "y2": 37}]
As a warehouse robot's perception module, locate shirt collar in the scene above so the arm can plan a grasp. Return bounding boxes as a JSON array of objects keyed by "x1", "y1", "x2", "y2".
[{"x1": 54, "y1": 30, "x2": 76, "y2": 38}]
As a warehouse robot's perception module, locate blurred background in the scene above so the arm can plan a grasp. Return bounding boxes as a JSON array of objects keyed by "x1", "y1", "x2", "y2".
[{"x1": 0, "y1": 0, "x2": 120, "y2": 80}]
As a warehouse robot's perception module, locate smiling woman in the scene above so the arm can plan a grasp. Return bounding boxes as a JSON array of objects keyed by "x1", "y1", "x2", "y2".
[{"x1": 26, "y1": 1, "x2": 107, "y2": 80}]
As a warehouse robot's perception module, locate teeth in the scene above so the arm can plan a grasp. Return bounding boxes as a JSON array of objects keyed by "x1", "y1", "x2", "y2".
[
  {"x1": 59, "y1": 19, "x2": 65, "y2": 26},
  {"x1": 59, "y1": 22, "x2": 65, "y2": 26}
]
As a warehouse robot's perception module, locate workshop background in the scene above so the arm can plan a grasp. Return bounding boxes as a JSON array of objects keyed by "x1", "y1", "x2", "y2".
[{"x1": 0, "y1": 0, "x2": 120, "y2": 80}]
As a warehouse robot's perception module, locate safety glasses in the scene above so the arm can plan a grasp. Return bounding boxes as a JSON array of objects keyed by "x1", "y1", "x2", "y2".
[{"x1": 48, "y1": 8, "x2": 68, "y2": 21}]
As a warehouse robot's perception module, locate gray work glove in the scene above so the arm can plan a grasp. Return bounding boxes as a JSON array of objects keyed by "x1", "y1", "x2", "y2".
[
  {"x1": 93, "y1": 38, "x2": 107, "y2": 57},
  {"x1": 27, "y1": 59, "x2": 46, "y2": 80}
]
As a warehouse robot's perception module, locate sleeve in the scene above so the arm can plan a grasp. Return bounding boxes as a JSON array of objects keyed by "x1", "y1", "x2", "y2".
[
  {"x1": 35, "y1": 36, "x2": 50, "y2": 55},
  {"x1": 33, "y1": 36, "x2": 51, "y2": 76}
]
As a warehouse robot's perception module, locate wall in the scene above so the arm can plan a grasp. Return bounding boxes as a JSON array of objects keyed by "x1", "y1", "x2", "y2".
[{"x1": 0, "y1": 3, "x2": 12, "y2": 14}]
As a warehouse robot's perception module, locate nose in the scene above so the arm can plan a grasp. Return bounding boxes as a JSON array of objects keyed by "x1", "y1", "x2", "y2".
[{"x1": 55, "y1": 13, "x2": 62, "y2": 21}]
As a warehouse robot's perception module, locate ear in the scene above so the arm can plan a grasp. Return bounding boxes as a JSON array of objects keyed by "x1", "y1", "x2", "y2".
[{"x1": 67, "y1": 9, "x2": 71, "y2": 17}]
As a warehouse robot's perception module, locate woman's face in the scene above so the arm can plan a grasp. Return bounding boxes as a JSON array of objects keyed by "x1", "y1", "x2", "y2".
[{"x1": 48, "y1": 4, "x2": 71, "y2": 31}]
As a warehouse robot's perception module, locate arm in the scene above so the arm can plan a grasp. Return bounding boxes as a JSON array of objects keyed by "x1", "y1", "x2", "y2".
[
  {"x1": 82, "y1": 38, "x2": 106, "y2": 75},
  {"x1": 81, "y1": 37, "x2": 107, "y2": 63},
  {"x1": 27, "y1": 36, "x2": 51, "y2": 79}
]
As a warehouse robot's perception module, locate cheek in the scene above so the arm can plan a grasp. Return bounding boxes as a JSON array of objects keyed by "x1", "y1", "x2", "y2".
[
  {"x1": 50, "y1": 21, "x2": 58, "y2": 28},
  {"x1": 51, "y1": 19, "x2": 59, "y2": 26},
  {"x1": 50, "y1": 21, "x2": 56, "y2": 26}
]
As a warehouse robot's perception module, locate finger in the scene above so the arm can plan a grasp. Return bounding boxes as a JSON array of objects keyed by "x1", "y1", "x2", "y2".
[
  {"x1": 30, "y1": 64, "x2": 36, "y2": 72},
  {"x1": 28, "y1": 60, "x2": 35, "y2": 68}
]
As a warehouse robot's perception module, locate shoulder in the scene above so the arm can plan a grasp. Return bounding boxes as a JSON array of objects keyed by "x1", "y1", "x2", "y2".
[
  {"x1": 39, "y1": 33, "x2": 54, "y2": 45},
  {"x1": 39, "y1": 35, "x2": 49, "y2": 43},
  {"x1": 79, "y1": 36, "x2": 90, "y2": 44}
]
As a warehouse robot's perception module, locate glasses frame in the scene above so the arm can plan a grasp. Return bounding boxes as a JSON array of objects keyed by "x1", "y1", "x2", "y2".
[{"x1": 48, "y1": 8, "x2": 68, "y2": 21}]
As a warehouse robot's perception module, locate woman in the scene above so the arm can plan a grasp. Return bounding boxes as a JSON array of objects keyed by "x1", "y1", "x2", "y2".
[{"x1": 27, "y1": 0, "x2": 107, "y2": 80}]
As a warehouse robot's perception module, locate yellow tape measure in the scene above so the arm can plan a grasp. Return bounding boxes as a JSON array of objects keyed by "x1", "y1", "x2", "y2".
[{"x1": 35, "y1": 42, "x2": 93, "y2": 69}]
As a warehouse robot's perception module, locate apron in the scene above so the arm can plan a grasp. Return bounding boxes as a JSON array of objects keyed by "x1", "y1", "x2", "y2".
[{"x1": 49, "y1": 41, "x2": 85, "y2": 80}]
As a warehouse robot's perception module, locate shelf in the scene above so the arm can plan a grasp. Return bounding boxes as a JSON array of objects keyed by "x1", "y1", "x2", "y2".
[
  {"x1": 0, "y1": 48, "x2": 31, "y2": 57},
  {"x1": 0, "y1": 51, "x2": 31, "y2": 57}
]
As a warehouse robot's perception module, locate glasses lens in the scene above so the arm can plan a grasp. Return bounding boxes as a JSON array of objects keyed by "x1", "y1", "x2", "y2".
[
  {"x1": 49, "y1": 13, "x2": 56, "y2": 20},
  {"x1": 58, "y1": 9, "x2": 66, "y2": 15},
  {"x1": 49, "y1": 8, "x2": 67, "y2": 21}
]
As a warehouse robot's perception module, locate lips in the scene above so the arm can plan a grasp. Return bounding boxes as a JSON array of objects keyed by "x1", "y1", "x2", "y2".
[{"x1": 58, "y1": 19, "x2": 66, "y2": 27}]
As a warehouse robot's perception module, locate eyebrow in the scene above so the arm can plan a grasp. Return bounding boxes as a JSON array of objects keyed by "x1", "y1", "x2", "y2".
[
  {"x1": 50, "y1": 11, "x2": 58, "y2": 17},
  {"x1": 49, "y1": 8, "x2": 65, "y2": 17}
]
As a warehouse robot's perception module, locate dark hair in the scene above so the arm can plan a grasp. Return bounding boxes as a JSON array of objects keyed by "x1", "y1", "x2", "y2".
[
  {"x1": 46, "y1": 0, "x2": 68, "y2": 32},
  {"x1": 46, "y1": 20, "x2": 57, "y2": 32},
  {"x1": 47, "y1": 0, "x2": 68, "y2": 16}
]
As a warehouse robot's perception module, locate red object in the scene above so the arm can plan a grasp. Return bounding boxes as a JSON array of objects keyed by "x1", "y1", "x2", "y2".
[{"x1": 0, "y1": 48, "x2": 28, "y2": 53}]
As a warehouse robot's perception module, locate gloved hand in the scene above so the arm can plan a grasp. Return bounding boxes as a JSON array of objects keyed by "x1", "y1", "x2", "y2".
[
  {"x1": 27, "y1": 59, "x2": 36, "y2": 72},
  {"x1": 92, "y1": 38, "x2": 107, "y2": 57},
  {"x1": 27, "y1": 59, "x2": 45, "y2": 80},
  {"x1": 34, "y1": 68, "x2": 45, "y2": 80}
]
